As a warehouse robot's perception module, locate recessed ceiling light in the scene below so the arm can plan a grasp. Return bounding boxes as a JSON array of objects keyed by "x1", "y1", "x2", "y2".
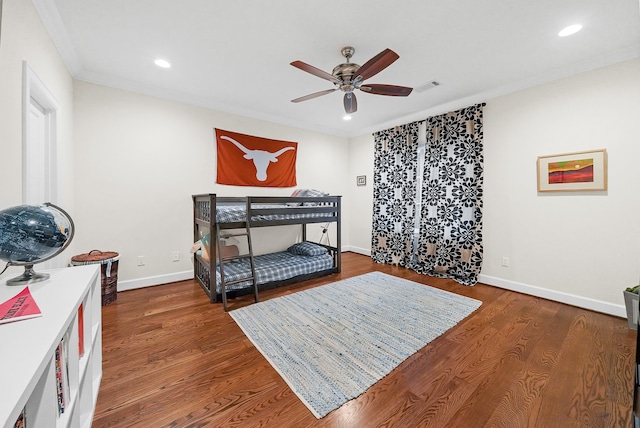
[
  {"x1": 558, "y1": 24, "x2": 582, "y2": 37},
  {"x1": 154, "y1": 59, "x2": 171, "y2": 68},
  {"x1": 343, "y1": 115, "x2": 352, "y2": 121}
]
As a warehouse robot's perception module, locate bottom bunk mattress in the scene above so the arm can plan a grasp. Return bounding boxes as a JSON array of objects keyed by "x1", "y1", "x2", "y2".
[{"x1": 215, "y1": 250, "x2": 334, "y2": 294}]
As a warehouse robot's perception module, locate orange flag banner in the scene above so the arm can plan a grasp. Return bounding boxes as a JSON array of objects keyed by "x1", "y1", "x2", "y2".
[{"x1": 215, "y1": 128, "x2": 298, "y2": 187}]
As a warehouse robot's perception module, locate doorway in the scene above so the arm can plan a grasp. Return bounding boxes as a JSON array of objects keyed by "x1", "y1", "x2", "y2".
[{"x1": 22, "y1": 61, "x2": 62, "y2": 268}]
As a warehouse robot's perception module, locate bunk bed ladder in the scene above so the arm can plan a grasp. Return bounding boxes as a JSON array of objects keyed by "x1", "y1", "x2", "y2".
[{"x1": 216, "y1": 223, "x2": 259, "y2": 312}]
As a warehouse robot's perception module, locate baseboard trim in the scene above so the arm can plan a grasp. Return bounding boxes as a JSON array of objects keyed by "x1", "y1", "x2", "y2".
[
  {"x1": 343, "y1": 245, "x2": 371, "y2": 256},
  {"x1": 478, "y1": 274, "x2": 626, "y2": 319},
  {"x1": 118, "y1": 270, "x2": 193, "y2": 292}
]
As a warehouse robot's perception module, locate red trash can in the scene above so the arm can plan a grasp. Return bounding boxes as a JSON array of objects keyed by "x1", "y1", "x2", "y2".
[{"x1": 71, "y1": 250, "x2": 120, "y2": 306}]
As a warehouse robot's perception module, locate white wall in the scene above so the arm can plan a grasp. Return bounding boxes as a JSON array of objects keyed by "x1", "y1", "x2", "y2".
[
  {"x1": 0, "y1": 0, "x2": 75, "y2": 279},
  {"x1": 347, "y1": 133, "x2": 376, "y2": 254},
  {"x1": 348, "y1": 58, "x2": 640, "y2": 317},
  {"x1": 73, "y1": 81, "x2": 350, "y2": 289},
  {"x1": 482, "y1": 58, "x2": 640, "y2": 317}
]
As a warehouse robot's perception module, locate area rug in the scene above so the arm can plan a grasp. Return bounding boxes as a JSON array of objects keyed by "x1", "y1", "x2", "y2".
[{"x1": 229, "y1": 271, "x2": 482, "y2": 418}]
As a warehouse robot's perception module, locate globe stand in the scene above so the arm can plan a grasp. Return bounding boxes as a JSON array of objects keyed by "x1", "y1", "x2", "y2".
[{"x1": 6, "y1": 265, "x2": 50, "y2": 286}]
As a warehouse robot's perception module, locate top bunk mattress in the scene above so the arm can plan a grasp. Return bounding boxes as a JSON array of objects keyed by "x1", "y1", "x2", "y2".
[
  {"x1": 193, "y1": 193, "x2": 341, "y2": 226},
  {"x1": 216, "y1": 203, "x2": 333, "y2": 223}
]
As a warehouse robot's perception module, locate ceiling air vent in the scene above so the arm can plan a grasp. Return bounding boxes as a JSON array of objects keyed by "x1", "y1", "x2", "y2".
[{"x1": 415, "y1": 80, "x2": 440, "y2": 93}]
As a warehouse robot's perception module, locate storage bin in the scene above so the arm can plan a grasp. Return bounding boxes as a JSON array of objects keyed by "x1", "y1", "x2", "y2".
[{"x1": 71, "y1": 250, "x2": 119, "y2": 305}]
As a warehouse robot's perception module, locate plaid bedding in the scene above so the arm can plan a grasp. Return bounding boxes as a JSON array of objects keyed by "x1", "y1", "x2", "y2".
[
  {"x1": 216, "y1": 204, "x2": 332, "y2": 223},
  {"x1": 215, "y1": 251, "x2": 334, "y2": 294}
]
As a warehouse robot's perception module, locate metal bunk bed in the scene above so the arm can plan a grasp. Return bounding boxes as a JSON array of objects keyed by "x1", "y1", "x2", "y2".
[{"x1": 192, "y1": 194, "x2": 341, "y2": 309}]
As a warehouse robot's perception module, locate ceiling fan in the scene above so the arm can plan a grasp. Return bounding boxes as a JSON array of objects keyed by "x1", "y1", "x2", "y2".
[{"x1": 290, "y1": 46, "x2": 413, "y2": 114}]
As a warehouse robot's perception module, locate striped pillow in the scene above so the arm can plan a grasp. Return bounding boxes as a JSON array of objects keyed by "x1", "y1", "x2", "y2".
[{"x1": 287, "y1": 241, "x2": 328, "y2": 256}]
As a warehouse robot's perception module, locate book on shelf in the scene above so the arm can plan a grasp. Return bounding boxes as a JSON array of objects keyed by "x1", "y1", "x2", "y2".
[
  {"x1": 55, "y1": 341, "x2": 65, "y2": 415},
  {"x1": 13, "y1": 407, "x2": 26, "y2": 428},
  {"x1": 0, "y1": 287, "x2": 42, "y2": 325},
  {"x1": 78, "y1": 303, "x2": 85, "y2": 357},
  {"x1": 55, "y1": 332, "x2": 71, "y2": 416}
]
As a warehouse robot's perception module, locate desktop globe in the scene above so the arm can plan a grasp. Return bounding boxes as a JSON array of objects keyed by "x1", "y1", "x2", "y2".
[{"x1": 0, "y1": 203, "x2": 75, "y2": 285}]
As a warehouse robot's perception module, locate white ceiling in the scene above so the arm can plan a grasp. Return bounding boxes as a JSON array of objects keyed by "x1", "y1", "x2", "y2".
[{"x1": 33, "y1": 0, "x2": 640, "y2": 138}]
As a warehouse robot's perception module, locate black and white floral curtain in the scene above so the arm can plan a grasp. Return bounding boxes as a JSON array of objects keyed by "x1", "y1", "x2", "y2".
[
  {"x1": 414, "y1": 104, "x2": 484, "y2": 285},
  {"x1": 371, "y1": 122, "x2": 419, "y2": 268}
]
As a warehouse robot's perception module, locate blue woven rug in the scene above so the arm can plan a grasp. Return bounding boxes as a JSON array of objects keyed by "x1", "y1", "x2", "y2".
[{"x1": 229, "y1": 271, "x2": 482, "y2": 418}]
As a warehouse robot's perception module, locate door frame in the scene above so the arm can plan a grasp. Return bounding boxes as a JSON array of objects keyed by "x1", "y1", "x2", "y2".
[
  {"x1": 22, "y1": 61, "x2": 60, "y2": 205},
  {"x1": 22, "y1": 62, "x2": 62, "y2": 270}
]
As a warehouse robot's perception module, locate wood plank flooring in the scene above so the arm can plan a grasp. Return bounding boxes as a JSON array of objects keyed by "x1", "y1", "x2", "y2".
[{"x1": 92, "y1": 252, "x2": 636, "y2": 427}]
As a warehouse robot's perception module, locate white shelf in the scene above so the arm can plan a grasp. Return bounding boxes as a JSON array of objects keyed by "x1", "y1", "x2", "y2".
[{"x1": 0, "y1": 265, "x2": 102, "y2": 428}]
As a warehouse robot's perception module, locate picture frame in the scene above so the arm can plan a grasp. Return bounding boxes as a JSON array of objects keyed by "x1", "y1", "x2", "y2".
[
  {"x1": 356, "y1": 175, "x2": 366, "y2": 186},
  {"x1": 537, "y1": 149, "x2": 607, "y2": 192}
]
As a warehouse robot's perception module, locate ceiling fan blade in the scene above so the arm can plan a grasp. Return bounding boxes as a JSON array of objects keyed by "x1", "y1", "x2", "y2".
[
  {"x1": 291, "y1": 88, "x2": 338, "y2": 103},
  {"x1": 355, "y1": 48, "x2": 399, "y2": 82},
  {"x1": 291, "y1": 60, "x2": 341, "y2": 84},
  {"x1": 359, "y1": 84, "x2": 413, "y2": 97},
  {"x1": 344, "y1": 93, "x2": 357, "y2": 114}
]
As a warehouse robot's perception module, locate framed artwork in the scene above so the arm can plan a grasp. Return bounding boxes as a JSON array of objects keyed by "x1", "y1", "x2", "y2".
[
  {"x1": 356, "y1": 175, "x2": 366, "y2": 186},
  {"x1": 537, "y1": 149, "x2": 607, "y2": 192}
]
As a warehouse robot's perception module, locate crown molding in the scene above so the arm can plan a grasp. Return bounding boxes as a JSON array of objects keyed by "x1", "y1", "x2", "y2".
[{"x1": 31, "y1": 0, "x2": 82, "y2": 76}]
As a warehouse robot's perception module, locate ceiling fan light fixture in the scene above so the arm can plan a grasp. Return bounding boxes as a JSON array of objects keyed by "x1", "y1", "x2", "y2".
[
  {"x1": 290, "y1": 46, "x2": 412, "y2": 114},
  {"x1": 558, "y1": 24, "x2": 582, "y2": 37},
  {"x1": 154, "y1": 59, "x2": 171, "y2": 68},
  {"x1": 343, "y1": 115, "x2": 352, "y2": 121}
]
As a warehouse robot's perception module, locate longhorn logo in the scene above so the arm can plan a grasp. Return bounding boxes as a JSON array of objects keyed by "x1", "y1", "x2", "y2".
[{"x1": 221, "y1": 135, "x2": 295, "y2": 182}]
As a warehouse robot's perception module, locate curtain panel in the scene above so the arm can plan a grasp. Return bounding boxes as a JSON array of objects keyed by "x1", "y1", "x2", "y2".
[
  {"x1": 415, "y1": 104, "x2": 484, "y2": 285},
  {"x1": 371, "y1": 122, "x2": 419, "y2": 268}
]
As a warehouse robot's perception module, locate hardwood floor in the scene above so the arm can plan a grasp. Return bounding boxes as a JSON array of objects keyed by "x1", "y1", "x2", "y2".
[{"x1": 93, "y1": 252, "x2": 635, "y2": 427}]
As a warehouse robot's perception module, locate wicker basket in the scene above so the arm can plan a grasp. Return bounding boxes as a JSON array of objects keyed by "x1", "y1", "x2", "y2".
[{"x1": 71, "y1": 250, "x2": 119, "y2": 306}]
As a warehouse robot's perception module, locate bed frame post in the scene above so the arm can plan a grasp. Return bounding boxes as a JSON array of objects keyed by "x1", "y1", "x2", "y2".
[
  {"x1": 192, "y1": 195, "x2": 198, "y2": 290},
  {"x1": 336, "y1": 196, "x2": 342, "y2": 272},
  {"x1": 210, "y1": 193, "x2": 218, "y2": 303}
]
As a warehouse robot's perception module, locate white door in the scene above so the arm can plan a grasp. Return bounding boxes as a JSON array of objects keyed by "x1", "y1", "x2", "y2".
[{"x1": 24, "y1": 98, "x2": 49, "y2": 205}]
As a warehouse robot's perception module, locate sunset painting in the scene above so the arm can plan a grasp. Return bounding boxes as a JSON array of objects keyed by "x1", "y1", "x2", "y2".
[
  {"x1": 547, "y1": 158, "x2": 594, "y2": 184},
  {"x1": 537, "y1": 149, "x2": 606, "y2": 192}
]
